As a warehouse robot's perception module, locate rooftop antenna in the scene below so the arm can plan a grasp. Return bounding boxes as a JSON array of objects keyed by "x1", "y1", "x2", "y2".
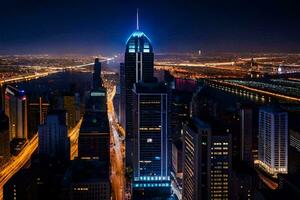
[{"x1": 136, "y1": 8, "x2": 139, "y2": 30}]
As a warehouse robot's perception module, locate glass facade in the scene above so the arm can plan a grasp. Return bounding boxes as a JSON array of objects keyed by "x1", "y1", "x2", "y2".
[{"x1": 132, "y1": 83, "x2": 170, "y2": 190}]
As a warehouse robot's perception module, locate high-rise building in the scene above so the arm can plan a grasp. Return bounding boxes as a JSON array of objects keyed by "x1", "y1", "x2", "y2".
[
  {"x1": 240, "y1": 105, "x2": 254, "y2": 166},
  {"x1": 182, "y1": 118, "x2": 232, "y2": 200},
  {"x1": 171, "y1": 90, "x2": 193, "y2": 140},
  {"x1": 28, "y1": 97, "x2": 50, "y2": 139},
  {"x1": 93, "y1": 58, "x2": 102, "y2": 90},
  {"x1": 62, "y1": 160, "x2": 110, "y2": 200},
  {"x1": 119, "y1": 63, "x2": 125, "y2": 127},
  {"x1": 132, "y1": 82, "x2": 170, "y2": 196},
  {"x1": 87, "y1": 58, "x2": 107, "y2": 113},
  {"x1": 78, "y1": 111, "x2": 110, "y2": 162},
  {"x1": 0, "y1": 111, "x2": 10, "y2": 164},
  {"x1": 4, "y1": 85, "x2": 28, "y2": 140},
  {"x1": 63, "y1": 95, "x2": 77, "y2": 129},
  {"x1": 120, "y1": 11, "x2": 154, "y2": 166},
  {"x1": 38, "y1": 110, "x2": 70, "y2": 161},
  {"x1": 172, "y1": 140, "x2": 183, "y2": 179},
  {"x1": 257, "y1": 107, "x2": 288, "y2": 176}
]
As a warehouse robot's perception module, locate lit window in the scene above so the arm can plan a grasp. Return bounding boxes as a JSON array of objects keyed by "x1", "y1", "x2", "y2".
[{"x1": 147, "y1": 138, "x2": 153, "y2": 143}]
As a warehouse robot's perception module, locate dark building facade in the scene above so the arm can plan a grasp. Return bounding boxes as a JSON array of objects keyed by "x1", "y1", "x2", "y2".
[
  {"x1": 27, "y1": 97, "x2": 49, "y2": 139},
  {"x1": 38, "y1": 110, "x2": 70, "y2": 161},
  {"x1": 62, "y1": 160, "x2": 110, "y2": 200},
  {"x1": 93, "y1": 58, "x2": 102, "y2": 90},
  {"x1": 240, "y1": 105, "x2": 255, "y2": 166},
  {"x1": 78, "y1": 111, "x2": 110, "y2": 162},
  {"x1": 0, "y1": 111, "x2": 10, "y2": 164}
]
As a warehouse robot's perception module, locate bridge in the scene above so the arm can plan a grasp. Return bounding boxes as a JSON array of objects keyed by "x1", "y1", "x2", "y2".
[{"x1": 206, "y1": 79, "x2": 300, "y2": 104}]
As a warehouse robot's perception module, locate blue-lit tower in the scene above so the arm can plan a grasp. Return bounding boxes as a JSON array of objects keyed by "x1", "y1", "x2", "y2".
[
  {"x1": 121, "y1": 10, "x2": 154, "y2": 167},
  {"x1": 132, "y1": 82, "x2": 171, "y2": 197}
]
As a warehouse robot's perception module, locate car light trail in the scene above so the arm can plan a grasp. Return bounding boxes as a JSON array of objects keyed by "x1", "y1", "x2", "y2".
[{"x1": 0, "y1": 119, "x2": 83, "y2": 200}]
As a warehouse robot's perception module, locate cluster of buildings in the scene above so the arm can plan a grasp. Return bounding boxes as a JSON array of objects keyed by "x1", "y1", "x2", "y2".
[
  {"x1": 0, "y1": 58, "x2": 111, "y2": 200},
  {"x1": 116, "y1": 13, "x2": 299, "y2": 200},
  {"x1": 0, "y1": 12, "x2": 299, "y2": 200}
]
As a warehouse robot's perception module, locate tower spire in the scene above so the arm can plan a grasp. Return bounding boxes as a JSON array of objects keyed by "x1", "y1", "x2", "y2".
[{"x1": 136, "y1": 8, "x2": 139, "y2": 30}]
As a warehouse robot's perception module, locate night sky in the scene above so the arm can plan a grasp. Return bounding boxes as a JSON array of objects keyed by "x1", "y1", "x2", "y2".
[{"x1": 1, "y1": 0, "x2": 300, "y2": 55}]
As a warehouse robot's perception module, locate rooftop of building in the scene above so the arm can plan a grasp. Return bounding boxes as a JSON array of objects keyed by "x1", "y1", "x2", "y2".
[
  {"x1": 125, "y1": 10, "x2": 153, "y2": 53},
  {"x1": 5, "y1": 85, "x2": 26, "y2": 98},
  {"x1": 126, "y1": 30, "x2": 153, "y2": 53}
]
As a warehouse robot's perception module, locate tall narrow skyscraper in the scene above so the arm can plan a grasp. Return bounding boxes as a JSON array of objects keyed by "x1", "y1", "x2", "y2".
[
  {"x1": 240, "y1": 105, "x2": 254, "y2": 166},
  {"x1": 93, "y1": 58, "x2": 102, "y2": 90},
  {"x1": 0, "y1": 111, "x2": 10, "y2": 163},
  {"x1": 257, "y1": 107, "x2": 288, "y2": 176},
  {"x1": 4, "y1": 85, "x2": 28, "y2": 140},
  {"x1": 120, "y1": 11, "x2": 154, "y2": 166},
  {"x1": 131, "y1": 82, "x2": 170, "y2": 197}
]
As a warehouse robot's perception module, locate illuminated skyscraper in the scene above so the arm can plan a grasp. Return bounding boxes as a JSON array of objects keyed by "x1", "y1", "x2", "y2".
[
  {"x1": 183, "y1": 118, "x2": 232, "y2": 200},
  {"x1": 257, "y1": 107, "x2": 288, "y2": 176},
  {"x1": 132, "y1": 82, "x2": 170, "y2": 197},
  {"x1": 4, "y1": 85, "x2": 28, "y2": 140},
  {"x1": 120, "y1": 10, "x2": 154, "y2": 166}
]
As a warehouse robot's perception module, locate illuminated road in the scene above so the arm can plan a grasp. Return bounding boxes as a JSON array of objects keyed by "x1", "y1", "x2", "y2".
[
  {"x1": 0, "y1": 134, "x2": 38, "y2": 200},
  {"x1": 106, "y1": 83, "x2": 125, "y2": 200},
  {"x1": 0, "y1": 71, "x2": 58, "y2": 86},
  {"x1": 0, "y1": 119, "x2": 83, "y2": 200},
  {"x1": 69, "y1": 118, "x2": 83, "y2": 160}
]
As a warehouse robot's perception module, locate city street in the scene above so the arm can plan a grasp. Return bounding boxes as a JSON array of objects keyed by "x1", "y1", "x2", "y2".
[{"x1": 106, "y1": 84, "x2": 125, "y2": 200}]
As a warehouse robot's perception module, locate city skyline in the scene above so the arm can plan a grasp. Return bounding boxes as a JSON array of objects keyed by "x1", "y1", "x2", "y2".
[
  {"x1": 1, "y1": 0, "x2": 300, "y2": 55},
  {"x1": 1, "y1": 1, "x2": 300, "y2": 200}
]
